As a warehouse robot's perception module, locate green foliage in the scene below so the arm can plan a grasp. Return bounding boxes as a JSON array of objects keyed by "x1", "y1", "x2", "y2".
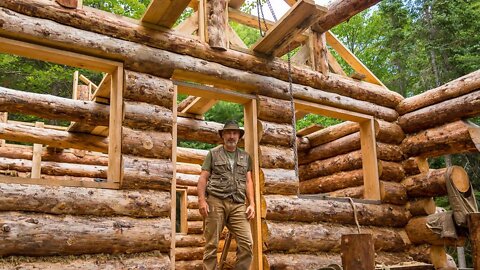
[
  {"x1": 204, "y1": 101, "x2": 244, "y2": 126},
  {"x1": 83, "y1": 0, "x2": 150, "y2": 18},
  {"x1": 296, "y1": 114, "x2": 343, "y2": 130},
  {"x1": 178, "y1": 140, "x2": 216, "y2": 150}
]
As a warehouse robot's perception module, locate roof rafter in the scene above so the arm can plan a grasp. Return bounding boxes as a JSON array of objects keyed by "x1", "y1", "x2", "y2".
[{"x1": 141, "y1": 0, "x2": 191, "y2": 28}]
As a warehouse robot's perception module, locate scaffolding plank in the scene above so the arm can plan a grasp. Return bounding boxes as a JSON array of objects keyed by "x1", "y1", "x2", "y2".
[
  {"x1": 141, "y1": 0, "x2": 191, "y2": 28},
  {"x1": 251, "y1": 0, "x2": 327, "y2": 56},
  {"x1": 183, "y1": 97, "x2": 217, "y2": 115}
]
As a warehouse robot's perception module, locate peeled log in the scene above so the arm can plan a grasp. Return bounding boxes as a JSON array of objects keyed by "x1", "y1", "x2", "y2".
[
  {"x1": 0, "y1": 86, "x2": 109, "y2": 125},
  {"x1": 0, "y1": 183, "x2": 170, "y2": 217},
  {"x1": 259, "y1": 145, "x2": 295, "y2": 169},
  {"x1": 177, "y1": 117, "x2": 233, "y2": 145},
  {"x1": 379, "y1": 160, "x2": 405, "y2": 183},
  {"x1": 122, "y1": 127, "x2": 172, "y2": 159},
  {"x1": 402, "y1": 166, "x2": 468, "y2": 197},
  {"x1": 123, "y1": 101, "x2": 172, "y2": 132},
  {"x1": 176, "y1": 233, "x2": 204, "y2": 247},
  {"x1": 124, "y1": 70, "x2": 174, "y2": 109},
  {"x1": 207, "y1": 0, "x2": 228, "y2": 50},
  {"x1": 0, "y1": 253, "x2": 171, "y2": 270},
  {"x1": 264, "y1": 221, "x2": 408, "y2": 253},
  {"x1": 398, "y1": 90, "x2": 480, "y2": 133},
  {"x1": 403, "y1": 157, "x2": 429, "y2": 176},
  {"x1": 402, "y1": 120, "x2": 479, "y2": 158},
  {"x1": 405, "y1": 216, "x2": 465, "y2": 246},
  {"x1": 377, "y1": 143, "x2": 404, "y2": 162},
  {"x1": 380, "y1": 181, "x2": 408, "y2": 205},
  {"x1": 177, "y1": 147, "x2": 208, "y2": 165},
  {"x1": 0, "y1": 144, "x2": 108, "y2": 166},
  {"x1": 257, "y1": 95, "x2": 293, "y2": 123},
  {"x1": 0, "y1": 156, "x2": 107, "y2": 178},
  {"x1": 0, "y1": 211, "x2": 171, "y2": 256},
  {"x1": 258, "y1": 120, "x2": 294, "y2": 147},
  {"x1": 122, "y1": 156, "x2": 173, "y2": 190},
  {"x1": 177, "y1": 162, "x2": 201, "y2": 175},
  {"x1": 407, "y1": 198, "x2": 436, "y2": 216},
  {"x1": 264, "y1": 195, "x2": 410, "y2": 227},
  {"x1": 300, "y1": 169, "x2": 363, "y2": 194},
  {"x1": 177, "y1": 173, "x2": 199, "y2": 186},
  {"x1": 299, "y1": 150, "x2": 362, "y2": 180},
  {"x1": 329, "y1": 186, "x2": 363, "y2": 199},
  {"x1": 376, "y1": 119, "x2": 405, "y2": 145},
  {"x1": 305, "y1": 121, "x2": 359, "y2": 147},
  {"x1": 397, "y1": 69, "x2": 480, "y2": 115},
  {"x1": 260, "y1": 168, "x2": 297, "y2": 195}
]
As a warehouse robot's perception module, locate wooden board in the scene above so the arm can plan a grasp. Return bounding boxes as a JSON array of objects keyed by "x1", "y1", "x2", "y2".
[
  {"x1": 174, "y1": 11, "x2": 199, "y2": 35},
  {"x1": 31, "y1": 122, "x2": 44, "y2": 178},
  {"x1": 296, "y1": 124, "x2": 323, "y2": 136},
  {"x1": 179, "y1": 96, "x2": 218, "y2": 115},
  {"x1": 141, "y1": 0, "x2": 191, "y2": 28},
  {"x1": 174, "y1": 80, "x2": 254, "y2": 105},
  {"x1": 107, "y1": 66, "x2": 123, "y2": 184}
]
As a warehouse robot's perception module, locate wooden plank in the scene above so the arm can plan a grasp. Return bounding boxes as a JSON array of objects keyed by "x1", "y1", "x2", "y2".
[
  {"x1": 107, "y1": 66, "x2": 123, "y2": 184},
  {"x1": 243, "y1": 99, "x2": 263, "y2": 270},
  {"x1": 170, "y1": 85, "x2": 178, "y2": 268},
  {"x1": 327, "y1": 49, "x2": 347, "y2": 76},
  {"x1": 0, "y1": 112, "x2": 7, "y2": 147},
  {"x1": 251, "y1": 0, "x2": 326, "y2": 56},
  {"x1": 228, "y1": 24, "x2": 248, "y2": 49},
  {"x1": 198, "y1": 0, "x2": 207, "y2": 42},
  {"x1": 296, "y1": 124, "x2": 323, "y2": 136},
  {"x1": 174, "y1": 79, "x2": 254, "y2": 105},
  {"x1": 291, "y1": 45, "x2": 311, "y2": 67},
  {"x1": 79, "y1": 74, "x2": 98, "y2": 89},
  {"x1": 0, "y1": 175, "x2": 119, "y2": 189},
  {"x1": 0, "y1": 37, "x2": 119, "y2": 73},
  {"x1": 360, "y1": 118, "x2": 380, "y2": 200},
  {"x1": 174, "y1": 11, "x2": 199, "y2": 35},
  {"x1": 294, "y1": 99, "x2": 372, "y2": 122},
  {"x1": 325, "y1": 31, "x2": 385, "y2": 87},
  {"x1": 72, "y1": 71, "x2": 79, "y2": 100},
  {"x1": 182, "y1": 97, "x2": 218, "y2": 115},
  {"x1": 141, "y1": 0, "x2": 191, "y2": 28},
  {"x1": 92, "y1": 74, "x2": 112, "y2": 100},
  {"x1": 31, "y1": 122, "x2": 44, "y2": 178},
  {"x1": 177, "y1": 188, "x2": 188, "y2": 234}
]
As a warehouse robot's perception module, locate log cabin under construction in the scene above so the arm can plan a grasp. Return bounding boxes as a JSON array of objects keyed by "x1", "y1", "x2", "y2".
[{"x1": 0, "y1": 0, "x2": 479, "y2": 269}]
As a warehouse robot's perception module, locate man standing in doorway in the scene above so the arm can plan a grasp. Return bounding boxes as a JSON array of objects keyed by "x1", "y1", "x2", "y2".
[{"x1": 197, "y1": 120, "x2": 255, "y2": 269}]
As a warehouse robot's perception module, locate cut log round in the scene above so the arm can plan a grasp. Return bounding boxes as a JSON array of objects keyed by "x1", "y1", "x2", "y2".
[
  {"x1": 259, "y1": 145, "x2": 295, "y2": 169},
  {"x1": 299, "y1": 169, "x2": 363, "y2": 194},
  {"x1": 0, "y1": 211, "x2": 171, "y2": 256},
  {"x1": 259, "y1": 168, "x2": 297, "y2": 195},
  {"x1": 398, "y1": 90, "x2": 480, "y2": 134},
  {"x1": 264, "y1": 195, "x2": 411, "y2": 227},
  {"x1": 258, "y1": 120, "x2": 294, "y2": 147},
  {"x1": 402, "y1": 120, "x2": 479, "y2": 158},
  {"x1": 405, "y1": 216, "x2": 465, "y2": 246},
  {"x1": 299, "y1": 150, "x2": 362, "y2": 180},
  {"x1": 407, "y1": 198, "x2": 436, "y2": 216},
  {"x1": 403, "y1": 157, "x2": 429, "y2": 176},
  {"x1": 122, "y1": 156, "x2": 173, "y2": 190},
  {"x1": 122, "y1": 127, "x2": 172, "y2": 159},
  {"x1": 124, "y1": 70, "x2": 174, "y2": 109},
  {"x1": 206, "y1": 0, "x2": 228, "y2": 50},
  {"x1": 123, "y1": 101, "x2": 173, "y2": 132},
  {"x1": 397, "y1": 69, "x2": 480, "y2": 115},
  {"x1": 177, "y1": 147, "x2": 208, "y2": 165},
  {"x1": 402, "y1": 166, "x2": 468, "y2": 197},
  {"x1": 296, "y1": 136, "x2": 310, "y2": 151},
  {"x1": 264, "y1": 221, "x2": 408, "y2": 253},
  {"x1": 0, "y1": 183, "x2": 170, "y2": 217},
  {"x1": 257, "y1": 96, "x2": 293, "y2": 123}
]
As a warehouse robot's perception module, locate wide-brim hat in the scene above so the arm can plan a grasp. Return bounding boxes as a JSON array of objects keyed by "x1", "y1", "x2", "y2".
[{"x1": 218, "y1": 121, "x2": 245, "y2": 138}]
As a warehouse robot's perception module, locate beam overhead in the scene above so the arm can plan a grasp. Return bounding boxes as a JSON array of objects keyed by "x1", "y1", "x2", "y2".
[
  {"x1": 251, "y1": 0, "x2": 327, "y2": 56},
  {"x1": 141, "y1": 0, "x2": 191, "y2": 28}
]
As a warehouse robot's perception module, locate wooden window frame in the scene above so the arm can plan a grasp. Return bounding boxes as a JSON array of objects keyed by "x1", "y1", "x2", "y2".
[{"x1": 0, "y1": 37, "x2": 123, "y2": 189}]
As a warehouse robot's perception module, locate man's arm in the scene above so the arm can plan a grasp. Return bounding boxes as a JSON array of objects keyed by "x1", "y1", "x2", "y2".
[
  {"x1": 245, "y1": 171, "x2": 255, "y2": 220},
  {"x1": 198, "y1": 170, "x2": 210, "y2": 218}
]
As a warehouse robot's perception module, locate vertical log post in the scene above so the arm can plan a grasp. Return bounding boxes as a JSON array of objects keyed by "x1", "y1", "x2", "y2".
[
  {"x1": 72, "y1": 84, "x2": 90, "y2": 157},
  {"x1": 0, "y1": 112, "x2": 7, "y2": 147},
  {"x1": 468, "y1": 213, "x2": 480, "y2": 269},
  {"x1": 310, "y1": 31, "x2": 328, "y2": 75},
  {"x1": 31, "y1": 122, "x2": 44, "y2": 178},
  {"x1": 341, "y1": 234, "x2": 375, "y2": 270},
  {"x1": 206, "y1": 0, "x2": 228, "y2": 50}
]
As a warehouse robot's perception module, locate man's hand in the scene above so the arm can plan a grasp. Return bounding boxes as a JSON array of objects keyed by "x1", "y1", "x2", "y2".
[
  {"x1": 245, "y1": 204, "x2": 255, "y2": 220},
  {"x1": 199, "y1": 199, "x2": 209, "y2": 218}
]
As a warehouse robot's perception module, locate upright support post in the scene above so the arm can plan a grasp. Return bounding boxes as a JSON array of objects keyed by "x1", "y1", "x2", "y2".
[
  {"x1": 31, "y1": 122, "x2": 44, "y2": 178},
  {"x1": 310, "y1": 31, "x2": 328, "y2": 75},
  {"x1": 341, "y1": 234, "x2": 375, "y2": 270},
  {"x1": 468, "y1": 213, "x2": 480, "y2": 269},
  {"x1": 107, "y1": 66, "x2": 123, "y2": 183},
  {"x1": 360, "y1": 118, "x2": 380, "y2": 200},
  {"x1": 0, "y1": 112, "x2": 7, "y2": 147}
]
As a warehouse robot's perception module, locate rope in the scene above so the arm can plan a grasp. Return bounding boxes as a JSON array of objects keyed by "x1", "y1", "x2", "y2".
[{"x1": 348, "y1": 197, "x2": 361, "y2": 234}]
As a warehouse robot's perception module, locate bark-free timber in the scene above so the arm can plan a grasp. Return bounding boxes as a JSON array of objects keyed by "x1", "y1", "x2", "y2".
[
  {"x1": 380, "y1": 160, "x2": 405, "y2": 183},
  {"x1": 122, "y1": 156, "x2": 173, "y2": 190},
  {"x1": 467, "y1": 213, "x2": 480, "y2": 269},
  {"x1": 177, "y1": 173, "x2": 199, "y2": 186},
  {"x1": 176, "y1": 117, "x2": 224, "y2": 145},
  {"x1": 402, "y1": 120, "x2": 479, "y2": 158},
  {"x1": 264, "y1": 221, "x2": 408, "y2": 253},
  {"x1": 402, "y1": 166, "x2": 468, "y2": 197},
  {"x1": 305, "y1": 121, "x2": 359, "y2": 147},
  {"x1": 256, "y1": 96, "x2": 293, "y2": 123},
  {"x1": 259, "y1": 145, "x2": 295, "y2": 169},
  {"x1": 403, "y1": 157, "x2": 429, "y2": 176},
  {"x1": 397, "y1": 69, "x2": 480, "y2": 115},
  {"x1": 376, "y1": 119, "x2": 406, "y2": 145},
  {"x1": 329, "y1": 182, "x2": 410, "y2": 205},
  {"x1": 0, "y1": 183, "x2": 170, "y2": 217},
  {"x1": 258, "y1": 120, "x2": 294, "y2": 147},
  {"x1": 206, "y1": 0, "x2": 228, "y2": 50},
  {"x1": 0, "y1": 253, "x2": 171, "y2": 270},
  {"x1": 0, "y1": 144, "x2": 108, "y2": 166},
  {"x1": 122, "y1": 127, "x2": 172, "y2": 159},
  {"x1": 299, "y1": 169, "x2": 363, "y2": 194},
  {"x1": 177, "y1": 162, "x2": 201, "y2": 175},
  {"x1": 0, "y1": 0, "x2": 402, "y2": 108},
  {"x1": 405, "y1": 216, "x2": 465, "y2": 246},
  {"x1": 341, "y1": 234, "x2": 375, "y2": 270},
  {"x1": 407, "y1": 198, "x2": 436, "y2": 216},
  {"x1": 299, "y1": 150, "x2": 362, "y2": 180},
  {"x1": 264, "y1": 195, "x2": 410, "y2": 227},
  {"x1": 124, "y1": 70, "x2": 174, "y2": 109},
  {"x1": 259, "y1": 168, "x2": 297, "y2": 195},
  {"x1": 177, "y1": 147, "x2": 208, "y2": 165},
  {"x1": 0, "y1": 211, "x2": 171, "y2": 256},
  {"x1": 398, "y1": 90, "x2": 480, "y2": 133},
  {"x1": 329, "y1": 185, "x2": 363, "y2": 199},
  {"x1": 123, "y1": 101, "x2": 172, "y2": 132}
]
